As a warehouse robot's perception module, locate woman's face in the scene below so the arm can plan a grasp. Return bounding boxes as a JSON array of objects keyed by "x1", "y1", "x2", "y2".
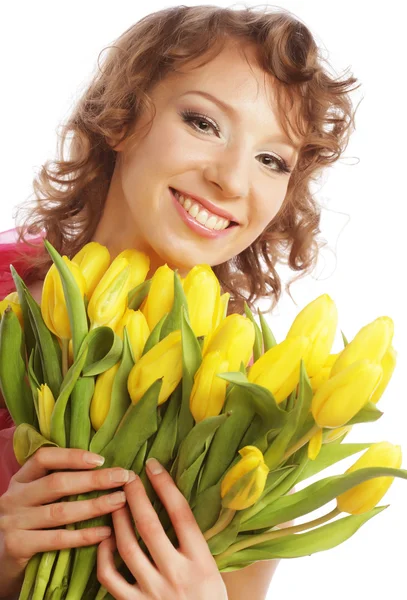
[{"x1": 96, "y1": 40, "x2": 299, "y2": 276}]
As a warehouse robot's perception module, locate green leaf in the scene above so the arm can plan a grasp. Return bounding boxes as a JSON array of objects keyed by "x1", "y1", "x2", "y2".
[
  {"x1": 257, "y1": 309, "x2": 277, "y2": 351},
  {"x1": 10, "y1": 263, "x2": 36, "y2": 360},
  {"x1": 177, "y1": 449, "x2": 207, "y2": 502},
  {"x1": 244, "y1": 302, "x2": 262, "y2": 361},
  {"x1": 160, "y1": 270, "x2": 189, "y2": 339},
  {"x1": 217, "y1": 371, "x2": 287, "y2": 430},
  {"x1": 217, "y1": 506, "x2": 386, "y2": 569},
  {"x1": 0, "y1": 308, "x2": 36, "y2": 427},
  {"x1": 12, "y1": 270, "x2": 63, "y2": 400},
  {"x1": 50, "y1": 344, "x2": 89, "y2": 447},
  {"x1": 101, "y1": 378, "x2": 162, "y2": 469},
  {"x1": 90, "y1": 328, "x2": 134, "y2": 455},
  {"x1": 193, "y1": 482, "x2": 222, "y2": 532},
  {"x1": 341, "y1": 330, "x2": 349, "y2": 347},
  {"x1": 81, "y1": 326, "x2": 123, "y2": 376},
  {"x1": 131, "y1": 440, "x2": 149, "y2": 475},
  {"x1": 296, "y1": 441, "x2": 373, "y2": 483},
  {"x1": 13, "y1": 423, "x2": 58, "y2": 465},
  {"x1": 198, "y1": 386, "x2": 255, "y2": 494},
  {"x1": 208, "y1": 513, "x2": 242, "y2": 555},
  {"x1": 44, "y1": 239, "x2": 89, "y2": 359},
  {"x1": 177, "y1": 305, "x2": 202, "y2": 448},
  {"x1": 142, "y1": 314, "x2": 167, "y2": 356},
  {"x1": 127, "y1": 279, "x2": 152, "y2": 310},
  {"x1": 70, "y1": 377, "x2": 95, "y2": 450},
  {"x1": 242, "y1": 466, "x2": 407, "y2": 531},
  {"x1": 347, "y1": 401, "x2": 383, "y2": 425}
]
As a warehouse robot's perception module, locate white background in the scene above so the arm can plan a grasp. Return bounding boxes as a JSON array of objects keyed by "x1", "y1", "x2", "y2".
[{"x1": 1, "y1": 1, "x2": 405, "y2": 598}]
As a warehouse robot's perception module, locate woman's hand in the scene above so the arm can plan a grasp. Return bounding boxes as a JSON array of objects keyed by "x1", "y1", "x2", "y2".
[
  {"x1": 0, "y1": 446, "x2": 134, "y2": 597},
  {"x1": 97, "y1": 458, "x2": 228, "y2": 600}
]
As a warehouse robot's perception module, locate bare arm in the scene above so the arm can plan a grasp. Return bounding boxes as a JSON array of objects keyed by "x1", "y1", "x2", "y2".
[{"x1": 221, "y1": 559, "x2": 280, "y2": 599}]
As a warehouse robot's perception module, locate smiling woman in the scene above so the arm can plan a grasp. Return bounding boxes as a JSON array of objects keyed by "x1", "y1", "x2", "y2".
[{"x1": 0, "y1": 4, "x2": 361, "y2": 600}]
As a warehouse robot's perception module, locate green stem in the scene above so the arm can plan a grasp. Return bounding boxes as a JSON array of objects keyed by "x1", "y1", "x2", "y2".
[
  {"x1": 203, "y1": 508, "x2": 236, "y2": 541},
  {"x1": 61, "y1": 339, "x2": 69, "y2": 378},
  {"x1": 216, "y1": 506, "x2": 341, "y2": 564},
  {"x1": 19, "y1": 553, "x2": 42, "y2": 599},
  {"x1": 32, "y1": 550, "x2": 58, "y2": 600},
  {"x1": 281, "y1": 424, "x2": 320, "y2": 463}
]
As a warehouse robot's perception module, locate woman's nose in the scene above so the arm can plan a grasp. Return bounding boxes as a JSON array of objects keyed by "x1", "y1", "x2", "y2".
[{"x1": 203, "y1": 144, "x2": 250, "y2": 200}]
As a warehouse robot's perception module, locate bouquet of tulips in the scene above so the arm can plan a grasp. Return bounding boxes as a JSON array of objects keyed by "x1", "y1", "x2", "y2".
[{"x1": 1, "y1": 239, "x2": 406, "y2": 600}]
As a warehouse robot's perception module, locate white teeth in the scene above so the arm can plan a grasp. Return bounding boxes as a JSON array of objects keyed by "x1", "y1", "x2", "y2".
[{"x1": 173, "y1": 190, "x2": 231, "y2": 231}]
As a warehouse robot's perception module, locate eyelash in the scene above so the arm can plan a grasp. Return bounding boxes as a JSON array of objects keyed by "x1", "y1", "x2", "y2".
[{"x1": 179, "y1": 109, "x2": 292, "y2": 175}]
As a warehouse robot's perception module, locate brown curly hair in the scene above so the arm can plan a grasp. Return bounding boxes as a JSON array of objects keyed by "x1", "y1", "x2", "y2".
[{"x1": 16, "y1": 3, "x2": 361, "y2": 315}]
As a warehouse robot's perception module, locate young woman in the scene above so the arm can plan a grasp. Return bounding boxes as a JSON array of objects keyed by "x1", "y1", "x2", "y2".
[{"x1": 0, "y1": 5, "x2": 359, "y2": 598}]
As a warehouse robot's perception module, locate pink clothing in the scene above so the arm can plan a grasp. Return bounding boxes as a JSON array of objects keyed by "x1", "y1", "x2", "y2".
[{"x1": 0, "y1": 228, "x2": 44, "y2": 495}]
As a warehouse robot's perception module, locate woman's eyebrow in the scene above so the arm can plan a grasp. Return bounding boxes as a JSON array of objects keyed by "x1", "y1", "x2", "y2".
[{"x1": 179, "y1": 89, "x2": 299, "y2": 150}]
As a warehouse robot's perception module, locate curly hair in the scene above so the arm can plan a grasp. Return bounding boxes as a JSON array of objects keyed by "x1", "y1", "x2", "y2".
[{"x1": 16, "y1": 3, "x2": 361, "y2": 315}]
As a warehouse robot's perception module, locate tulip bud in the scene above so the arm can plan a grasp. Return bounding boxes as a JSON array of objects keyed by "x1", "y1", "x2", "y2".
[
  {"x1": 87, "y1": 257, "x2": 130, "y2": 328},
  {"x1": 90, "y1": 363, "x2": 120, "y2": 431},
  {"x1": 330, "y1": 317, "x2": 394, "y2": 377},
  {"x1": 3, "y1": 292, "x2": 19, "y2": 303},
  {"x1": 190, "y1": 351, "x2": 229, "y2": 422},
  {"x1": 115, "y1": 308, "x2": 150, "y2": 361},
  {"x1": 221, "y1": 446, "x2": 269, "y2": 510},
  {"x1": 183, "y1": 265, "x2": 220, "y2": 337},
  {"x1": 142, "y1": 264, "x2": 175, "y2": 330},
  {"x1": 41, "y1": 257, "x2": 86, "y2": 340},
  {"x1": 38, "y1": 384, "x2": 55, "y2": 440},
  {"x1": 370, "y1": 345, "x2": 397, "y2": 405},
  {"x1": 72, "y1": 242, "x2": 111, "y2": 297},
  {"x1": 203, "y1": 314, "x2": 255, "y2": 372},
  {"x1": 0, "y1": 299, "x2": 23, "y2": 328},
  {"x1": 115, "y1": 248, "x2": 150, "y2": 291},
  {"x1": 308, "y1": 428, "x2": 323, "y2": 460},
  {"x1": 248, "y1": 336, "x2": 310, "y2": 403},
  {"x1": 311, "y1": 359, "x2": 383, "y2": 428},
  {"x1": 309, "y1": 353, "x2": 339, "y2": 393},
  {"x1": 286, "y1": 294, "x2": 338, "y2": 377},
  {"x1": 127, "y1": 330, "x2": 182, "y2": 406},
  {"x1": 337, "y1": 442, "x2": 402, "y2": 514}
]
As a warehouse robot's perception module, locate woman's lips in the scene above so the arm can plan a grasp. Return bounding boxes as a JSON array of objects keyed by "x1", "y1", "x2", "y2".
[{"x1": 169, "y1": 188, "x2": 238, "y2": 239}]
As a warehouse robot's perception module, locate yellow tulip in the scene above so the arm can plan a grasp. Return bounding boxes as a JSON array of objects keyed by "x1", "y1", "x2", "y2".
[
  {"x1": 323, "y1": 425, "x2": 353, "y2": 444},
  {"x1": 127, "y1": 330, "x2": 183, "y2": 405},
  {"x1": 286, "y1": 294, "x2": 338, "y2": 377},
  {"x1": 142, "y1": 264, "x2": 175, "y2": 330},
  {"x1": 337, "y1": 442, "x2": 402, "y2": 514},
  {"x1": 90, "y1": 363, "x2": 120, "y2": 431},
  {"x1": 38, "y1": 384, "x2": 55, "y2": 440},
  {"x1": 115, "y1": 308, "x2": 150, "y2": 361},
  {"x1": 221, "y1": 446, "x2": 269, "y2": 510},
  {"x1": 248, "y1": 336, "x2": 311, "y2": 403},
  {"x1": 203, "y1": 314, "x2": 255, "y2": 372},
  {"x1": 115, "y1": 249, "x2": 150, "y2": 291},
  {"x1": 308, "y1": 427, "x2": 323, "y2": 460},
  {"x1": 190, "y1": 351, "x2": 229, "y2": 422},
  {"x1": 183, "y1": 265, "x2": 220, "y2": 337},
  {"x1": 311, "y1": 359, "x2": 383, "y2": 428},
  {"x1": 309, "y1": 353, "x2": 339, "y2": 393},
  {"x1": 370, "y1": 345, "x2": 397, "y2": 404},
  {"x1": 202, "y1": 292, "x2": 230, "y2": 354},
  {"x1": 72, "y1": 242, "x2": 111, "y2": 297},
  {"x1": 87, "y1": 257, "x2": 130, "y2": 328},
  {"x1": 41, "y1": 257, "x2": 86, "y2": 340},
  {"x1": 3, "y1": 292, "x2": 19, "y2": 303},
  {"x1": 330, "y1": 317, "x2": 394, "y2": 377},
  {"x1": 0, "y1": 299, "x2": 23, "y2": 328}
]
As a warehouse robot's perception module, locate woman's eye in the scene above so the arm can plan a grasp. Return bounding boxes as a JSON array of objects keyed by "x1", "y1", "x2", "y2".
[
  {"x1": 180, "y1": 110, "x2": 220, "y2": 136},
  {"x1": 180, "y1": 109, "x2": 292, "y2": 175}
]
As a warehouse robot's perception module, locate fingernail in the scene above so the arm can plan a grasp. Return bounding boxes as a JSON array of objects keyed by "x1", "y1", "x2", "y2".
[
  {"x1": 108, "y1": 491, "x2": 126, "y2": 505},
  {"x1": 110, "y1": 468, "x2": 130, "y2": 482},
  {"x1": 146, "y1": 458, "x2": 164, "y2": 475},
  {"x1": 97, "y1": 527, "x2": 112, "y2": 538},
  {"x1": 128, "y1": 471, "x2": 137, "y2": 482},
  {"x1": 84, "y1": 452, "x2": 105, "y2": 466}
]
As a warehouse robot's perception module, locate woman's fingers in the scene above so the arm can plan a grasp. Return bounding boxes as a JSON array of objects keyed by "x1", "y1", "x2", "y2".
[
  {"x1": 3, "y1": 490, "x2": 127, "y2": 530},
  {"x1": 111, "y1": 505, "x2": 163, "y2": 595},
  {"x1": 124, "y1": 472, "x2": 180, "y2": 578},
  {"x1": 98, "y1": 534, "x2": 144, "y2": 600},
  {"x1": 14, "y1": 466, "x2": 135, "y2": 506},
  {"x1": 2, "y1": 523, "x2": 112, "y2": 560},
  {"x1": 144, "y1": 458, "x2": 211, "y2": 560},
  {"x1": 13, "y1": 447, "x2": 106, "y2": 484}
]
